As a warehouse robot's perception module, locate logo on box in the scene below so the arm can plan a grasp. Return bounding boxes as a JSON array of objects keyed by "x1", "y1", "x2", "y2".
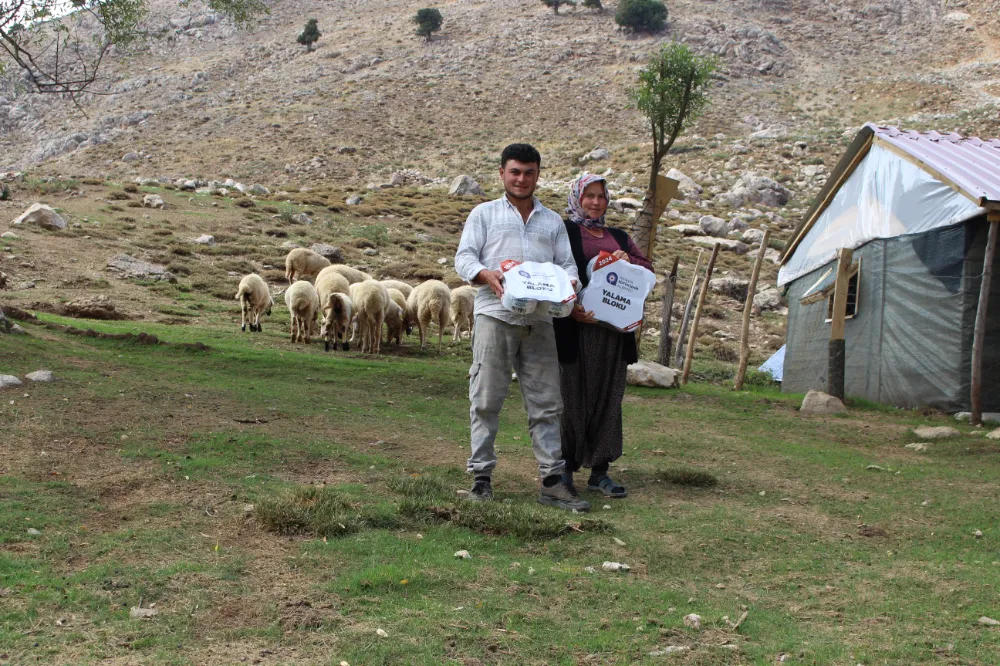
[
  {"x1": 606, "y1": 272, "x2": 618, "y2": 285},
  {"x1": 518, "y1": 270, "x2": 531, "y2": 279}
]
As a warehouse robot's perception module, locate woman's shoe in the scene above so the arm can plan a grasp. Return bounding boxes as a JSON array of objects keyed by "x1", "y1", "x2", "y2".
[{"x1": 587, "y1": 474, "x2": 627, "y2": 498}]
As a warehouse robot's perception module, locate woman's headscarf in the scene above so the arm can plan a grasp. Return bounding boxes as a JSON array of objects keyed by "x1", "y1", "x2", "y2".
[{"x1": 566, "y1": 173, "x2": 609, "y2": 229}]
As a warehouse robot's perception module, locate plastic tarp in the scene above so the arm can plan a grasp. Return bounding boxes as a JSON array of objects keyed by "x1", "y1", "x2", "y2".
[
  {"x1": 781, "y1": 219, "x2": 1000, "y2": 412},
  {"x1": 758, "y1": 345, "x2": 785, "y2": 382},
  {"x1": 779, "y1": 142, "x2": 984, "y2": 286}
]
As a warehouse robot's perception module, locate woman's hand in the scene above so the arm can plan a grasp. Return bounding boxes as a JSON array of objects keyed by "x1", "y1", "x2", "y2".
[
  {"x1": 612, "y1": 250, "x2": 631, "y2": 263},
  {"x1": 571, "y1": 303, "x2": 596, "y2": 324}
]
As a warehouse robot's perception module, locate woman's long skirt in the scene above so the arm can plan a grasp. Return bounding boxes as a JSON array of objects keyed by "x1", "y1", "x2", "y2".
[{"x1": 559, "y1": 324, "x2": 629, "y2": 472}]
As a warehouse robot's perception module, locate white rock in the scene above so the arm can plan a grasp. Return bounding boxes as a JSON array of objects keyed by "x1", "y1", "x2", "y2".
[
  {"x1": 699, "y1": 215, "x2": 727, "y2": 237},
  {"x1": 649, "y1": 646, "x2": 689, "y2": 656},
  {"x1": 129, "y1": 607, "x2": 158, "y2": 619},
  {"x1": 626, "y1": 361, "x2": 680, "y2": 389},
  {"x1": 753, "y1": 287, "x2": 784, "y2": 312},
  {"x1": 249, "y1": 184, "x2": 270, "y2": 196},
  {"x1": 979, "y1": 616, "x2": 999, "y2": 625},
  {"x1": 1, "y1": 232, "x2": 19, "y2": 239},
  {"x1": 12, "y1": 203, "x2": 67, "y2": 230},
  {"x1": 454, "y1": 550, "x2": 472, "y2": 559},
  {"x1": 987, "y1": 428, "x2": 1000, "y2": 440},
  {"x1": 742, "y1": 228, "x2": 766, "y2": 245},
  {"x1": 192, "y1": 234, "x2": 215, "y2": 245},
  {"x1": 953, "y1": 412, "x2": 1000, "y2": 424},
  {"x1": 449, "y1": 175, "x2": 483, "y2": 196},
  {"x1": 580, "y1": 147, "x2": 610, "y2": 163},
  {"x1": 142, "y1": 194, "x2": 165, "y2": 209},
  {"x1": 687, "y1": 236, "x2": 750, "y2": 255},
  {"x1": 904, "y1": 443, "x2": 929, "y2": 452},
  {"x1": 668, "y1": 224, "x2": 703, "y2": 237},
  {"x1": 602, "y1": 561, "x2": 630, "y2": 572},
  {"x1": 944, "y1": 11, "x2": 971, "y2": 22},
  {"x1": 912, "y1": 425, "x2": 960, "y2": 440},
  {"x1": 666, "y1": 168, "x2": 702, "y2": 196},
  {"x1": 612, "y1": 537, "x2": 626, "y2": 546},
  {"x1": 0, "y1": 375, "x2": 24, "y2": 388},
  {"x1": 975, "y1": 530, "x2": 983, "y2": 538},
  {"x1": 376, "y1": 628, "x2": 388, "y2": 637},
  {"x1": 615, "y1": 197, "x2": 643, "y2": 210},
  {"x1": 800, "y1": 390, "x2": 846, "y2": 415},
  {"x1": 437, "y1": 258, "x2": 448, "y2": 265},
  {"x1": 26, "y1": 527, "x2": 41, "y2": 535},
  {"x1": 683, "y1": 613, "x2": 702, "y2": 630},
  {"x1": 346, "y1": 195, "x2": 362, "y2": 205},
  {"x1": 26, "y1": 370, "x2": 55, "y2": 382}
]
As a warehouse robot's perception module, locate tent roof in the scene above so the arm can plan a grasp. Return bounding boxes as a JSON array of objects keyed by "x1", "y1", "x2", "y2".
[{"x1": 781, "y1": 123, "x2": 1000, "y2": 265}]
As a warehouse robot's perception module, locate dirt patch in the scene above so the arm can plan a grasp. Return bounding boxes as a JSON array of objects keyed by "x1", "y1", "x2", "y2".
[{"x1": 33, "y1": 295, "x2": 132, "y2": 320}]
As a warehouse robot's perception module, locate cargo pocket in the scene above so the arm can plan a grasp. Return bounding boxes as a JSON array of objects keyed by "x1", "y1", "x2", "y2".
[
  {"x1": 468, "y1": 361, "x2": 482, "y2": 401},
  {"x1": 468, "y1": 361, "x2": 481, "y2": 380}
]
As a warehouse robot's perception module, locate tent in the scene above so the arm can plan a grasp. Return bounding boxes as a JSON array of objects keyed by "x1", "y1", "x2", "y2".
[{"x1": 778, "y1": 124, "x2": 999, "y2": 412}]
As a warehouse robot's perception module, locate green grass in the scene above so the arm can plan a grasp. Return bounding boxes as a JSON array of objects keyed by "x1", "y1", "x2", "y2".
[{"x1": 2, "y1": 316, "x2": 1000, "y2": 664}]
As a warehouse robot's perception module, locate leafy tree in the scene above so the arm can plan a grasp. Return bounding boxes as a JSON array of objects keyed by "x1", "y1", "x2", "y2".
[
  {"x1": 582, "y1": 0, "x2": 603, "y2": 10},
  {"x1": 1, "y1": 0, "x2": 268, "y2": 97},
  {"x1": 629, "y1": 42, "x2": 716, "y2": 254},
  {"x1": 542, "y1": 0, "x2": 574, "y2": 14},
  {"x1": 297, "y1": 18, "x2": 320, "y2": 52},
  {"x1": 413, "y1": 8, "x2": 443, "y2": 42},
  {"x1": 615, "y1": 0, "x2": 667, "y2": 32}
]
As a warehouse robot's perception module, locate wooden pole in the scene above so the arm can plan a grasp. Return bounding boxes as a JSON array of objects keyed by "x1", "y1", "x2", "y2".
[
  {"x1": 735, "y1": 230, "x2": 771, "y2": 390},
  {"x1": 971, "y1": 213, "x2": 999, "y2": 425},
  {"x1": 657, "y1": 256, "x2": 680, "y2": 366},
  {"x1": 674, "y1": 249, "x2": 704, "y2": 367},
  {"x1": 681, "y1": 243, "x2": 720, "y2": 385},
  {"x1": 828, "y1": 247, "x2": 854, "y2": 400}
]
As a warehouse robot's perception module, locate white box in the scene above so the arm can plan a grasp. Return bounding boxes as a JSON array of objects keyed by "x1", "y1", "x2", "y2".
[
  {"x1": 499, "y1": 260, "x2": 577, "y2": 317},
  {"x1": 579, "y1": 251, "x2": 657, "y2": 332}
]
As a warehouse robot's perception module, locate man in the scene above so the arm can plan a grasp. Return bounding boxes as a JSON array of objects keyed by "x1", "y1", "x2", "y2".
[{"x1": 454, "y1": 143, "x2": 590, "y2": 512}]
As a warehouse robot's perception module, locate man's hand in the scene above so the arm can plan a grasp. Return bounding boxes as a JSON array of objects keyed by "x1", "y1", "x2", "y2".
[
  {"x1": 612, "y1": 250, "x2": 631, "y2": 263},
  {"x1": 475, "y1": 268, "x2": 505, "y2": 299},
  {"x1": 571, "y1": 302, "x2": 596, "y2": 324}
]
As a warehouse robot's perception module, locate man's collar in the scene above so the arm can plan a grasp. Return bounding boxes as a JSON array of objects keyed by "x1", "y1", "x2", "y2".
[{"x1": 503, "y1": 193, "x2": 542, "y2": 211}]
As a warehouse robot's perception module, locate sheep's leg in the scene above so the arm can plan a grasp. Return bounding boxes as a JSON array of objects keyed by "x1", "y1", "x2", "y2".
[
  {"x1": 290, "y1": 315, "x2": 297, "y2": 343},
  {"x1": 241, "y1": 300, "x2": 248, "y2": 332},
  {"x1": 374, "y1": 313, "x2": 384, "y2": 354}
]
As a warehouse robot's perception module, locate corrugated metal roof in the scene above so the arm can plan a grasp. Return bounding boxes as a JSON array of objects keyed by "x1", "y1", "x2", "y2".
[{"x1": 869, "y1": 123, "x2": 1000, "y2": 206}]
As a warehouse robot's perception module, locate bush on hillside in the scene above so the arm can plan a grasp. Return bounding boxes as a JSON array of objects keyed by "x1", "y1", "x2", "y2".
[
  {"x1": 414, "y1": 8, "x2": 443, "y2": 41},
  {"x1": 615, "y1": 0, "x2": 667, "y2": 32}
]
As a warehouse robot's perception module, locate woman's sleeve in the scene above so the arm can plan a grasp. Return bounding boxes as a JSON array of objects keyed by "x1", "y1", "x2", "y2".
[{"x1": 626, "y1": 236, "x2": 654, "y2": 271}]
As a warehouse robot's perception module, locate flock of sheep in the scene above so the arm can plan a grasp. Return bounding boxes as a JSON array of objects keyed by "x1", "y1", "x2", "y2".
[{"x1": 234, "y1": 247, "x2": 476, "y2": 354}]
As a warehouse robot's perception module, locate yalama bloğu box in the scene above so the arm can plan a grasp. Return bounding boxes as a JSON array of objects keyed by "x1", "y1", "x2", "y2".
[
  {"x1": 579, "y1": 251, "x2": 657, "y2": 332},
  {"x1": 499, "y1": 260, "x2": 577, "y2": 318}
]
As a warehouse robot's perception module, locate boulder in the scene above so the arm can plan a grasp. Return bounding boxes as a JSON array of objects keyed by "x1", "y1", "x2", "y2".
[
  {"x1": 764, "y1": 248, "x2": 782, "y2": 264},
  {"x1": 58, "y1": 295, "x2": 127, "y2": 320},
  {"x1": 249, "y1": 184, "x2": 270, "y2": 196},
  {"x1": 1, "y1": 231, "x2": 19, "y2": 240},
  {"x1": 106, "y1": 254, "x2": 176, "y2": 282},
  {"x1": 579, "y1": 147, "x2": 610, "y2": 163},
  {"x1": 191, "y1": 234, "x2": 215, "y2": 245},
  {"x1": 952, "y1": 412, "x2": 1000, "y2": 424},
  {"x1": 615, "y1": 198, "x2": 643, "y2": 210},
  {"x1": 699, "y1": 215, "x2": 727, "y2": 237},
  {"x1": 666, "y1": 168, "x2": 702, "y2": 197},
  {"x1": 345, "y1": 195, "x2": 362, "y2": 205},
  {"x1": 292, "y1": 213, "x2": 313, "y2": 225},
  {"x1": 668, "y1": 224, "x2": 702, "y2": 237},
  {"x1": 0, "y1": 375, "x2": 23, "y2": 388},
  {"x1": 143, "y1": 194, "x2": 165, "y2": 209},
  {"x1": 449, "y1": 175, "x2": 483, "y2": 196},
  {"x1": 25, "y1": 370, "x2": 56, "y2": 382},
  {"x1": 709, "y1": 277, "x2": 749, "y2": 301},
  {"x1": 987, "y1": 428, "x2": 1000, "y2": 440},
  {"x1": 626, "y1": 361, "x2": 680, "y2": 389},
  {"x1": 742, "y1": 228, "x2": 766, "y2": 245},
  {"x1": 726, "y1": 217, "x2": 749, "y2": 233},
  {"x1": 310, "y1": 243, "x2": 344, "y2": 263},
  {"x1": 912, "y1": 425, "x2": 960, "y2": 439},
  {"x1": 719, "y1": 173, "x2": 792, "y2": 208},
  {"x1": 281, "y1": 240, "x2": 301, "y2": 250},
  {"x1": 122, "y1": 152, "x2": 140, "y2": 162},
  {"x1": 749, "y1": 126, "x2": 787, "y2": 140},
  {"x1": 12, "y1": 203, "x2": 67, "y2": 231},
  {"x1": 800, "y1": 390, "x2": 846, "y2": 414},
  {"x1": 687, "y1": 236, "x2": 750, "y2": 255},
  {"x1": 753, "y1": 287, "x2": 783, "y2": 312}
]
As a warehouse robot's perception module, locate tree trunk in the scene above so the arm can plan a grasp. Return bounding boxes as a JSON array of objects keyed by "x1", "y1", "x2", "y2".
[
  {"x1": 734, "y1": 230, "x2": 770, "y2": 390},
  {"x1": 631, "y1": 153, "x2": 662, "y2": 255}
]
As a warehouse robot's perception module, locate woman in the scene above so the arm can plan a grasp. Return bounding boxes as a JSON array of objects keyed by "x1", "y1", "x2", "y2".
[{"x1": 554, "y1": 173, "x2": 653, "y2": 499}]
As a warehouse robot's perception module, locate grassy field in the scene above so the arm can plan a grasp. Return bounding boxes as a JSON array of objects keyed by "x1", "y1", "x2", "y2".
[{"x1": 1, "y1": 313, "x2": 999, "y2": 665}]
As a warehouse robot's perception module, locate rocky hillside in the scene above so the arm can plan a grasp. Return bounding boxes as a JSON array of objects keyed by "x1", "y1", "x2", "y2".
[{"x1": 2, "y1": 0, "x2": 1000, "y2": 369}]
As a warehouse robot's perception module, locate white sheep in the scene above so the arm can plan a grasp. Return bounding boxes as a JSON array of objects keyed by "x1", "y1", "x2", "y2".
[
  {"x1": 349, "y1": 279, "x2": 388, "y2": 354},
  {"x1": 406, "y1": 280, "x2": 452, "y2": 354},
  {"x1": 449, "y1": 285, "x2": 477, "y2": 344},
  {"x1": 285, "y1": 248, "x2": 331, "y2": 284},
  {"x1": 314, "y1": 266, "x2": 351, "y2": 307},
  {"x1": 328, "y1": 264, "x2": 373, "y2": 285},
  {"x1": 235, "y1": 273, "x2": 274, "y2": 333},
  {"x1": 320, "y1": 292, "x2": 353, "y2": 352},
  {"x1": 285, "y1": 280, "x2": 320, "y2": 344},
  {"x1": 380, "y1": 279, "x2": 414, "y2": 299},
  {"x1": 384, "y1": 287, "x2": 409, "y2": 346}
]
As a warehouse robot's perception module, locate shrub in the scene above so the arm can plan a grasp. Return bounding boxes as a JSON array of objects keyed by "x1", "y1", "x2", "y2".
[
  {"x1": 297, "y1": 18, "x2": 321, "y2": 52},
  {"x1": 582, "y1": 0, "x2": 602, "y2": 9},
  {"x1": 615, "y1": 0, "x2": 667, "y2": 32},
  {"x1": 413, "y1": 8, "x2": 443, "y2": 41},
  {"x1": 542, "y1": 0, "x2": 573, "y2": 12}
]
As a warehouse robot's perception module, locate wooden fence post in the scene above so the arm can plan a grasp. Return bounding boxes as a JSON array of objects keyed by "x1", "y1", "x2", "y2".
[
  {"x1": 971, "y1": 213, "x2": 999, "y2": 425},
  {"x1": 674, "y1": 249, "x2": 704, "y2": 367},
  {"x1": 657, "y1": 256, "x2": 680, "y2": 366},
  {"x1": 735, "y1": 230, "x2": 771, "y2": 390},
  {"x1": 828, "y1": 247, "x2": 854, "y2": 400},
  {"x1": 681, "y1": 243, "x2": 721, "y2": 385}
]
